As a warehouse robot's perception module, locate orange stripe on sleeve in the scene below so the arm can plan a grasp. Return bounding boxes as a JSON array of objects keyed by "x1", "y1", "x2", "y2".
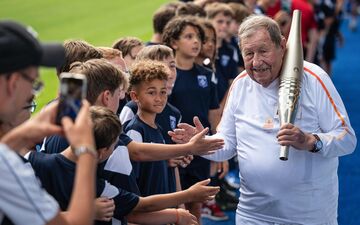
[{"x1": 304, "y1": 67, "x2": 347, "y2": 127}]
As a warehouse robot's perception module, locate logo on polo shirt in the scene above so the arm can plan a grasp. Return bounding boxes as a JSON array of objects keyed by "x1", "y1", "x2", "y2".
[
  {"x1": 263, "y1": 117, "x2": 274, "y2": 129},
  {"x1": 169, "y1": 116, "x2": 177, "y2": 130},
  {"x1": 197, "y1": 75, "x2": 208, "y2": 88},
  {"x1": 221, "y1": 55, "x2": 230, "y2": 67}
]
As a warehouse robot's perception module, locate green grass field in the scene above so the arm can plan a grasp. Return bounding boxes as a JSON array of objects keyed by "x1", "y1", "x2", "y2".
[{"x1": 0, "y1": 0, "x2": 169, "y2": 112}]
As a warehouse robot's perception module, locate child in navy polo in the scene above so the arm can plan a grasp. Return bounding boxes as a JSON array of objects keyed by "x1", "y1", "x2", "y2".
[
  {"x1": 120, "y1": 45, "x2": 190, "y2": 195},
  {"x1": 205, "y1": 2, "x2": 239, "y2": 105},
  {"x1": 124, "y1": 60, "x2": 173, "y2": 196},
  {"x1": 27, "y1": 106, "x2": 220, "y2": 225},
  {"x1": 27, "y1": 106, "x2": 133, "y2": 224},
  {"x1": 42, "y1": 58, "x2": 127, "y2": 154},
  {"x1": 162, "y1": 16, "x2": 220, "y2": 223}
]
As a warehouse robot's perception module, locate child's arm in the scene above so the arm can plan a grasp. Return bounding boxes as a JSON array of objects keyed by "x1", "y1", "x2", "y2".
[
  {"x1": 132, "y1": 179, "x2": 219, "y2": 212},
  {"x1": 47, "y1": 101, "x2": 98, "y2": 225},
  {"x1": 127, "y1": 208, "x2": 198, "y2": 225},
  {"x1": 128, "y1": 127, "x2": 224, "y2": 161},
  {"x1": 175, "y1": 167, "x2": 186, "y2": 209}
]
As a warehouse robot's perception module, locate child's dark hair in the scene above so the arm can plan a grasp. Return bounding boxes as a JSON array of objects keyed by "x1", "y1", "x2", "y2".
[
  {"x1": 162, "y1": 16, "x2": 205, "y2": 51},
  {"x1": 90, "y1": 106, "x2": 121, "y2": 150},
  {"x1": 205, "y1": 2, "x2": 234, "y2": 20},
  {"x1": 228, "y1": 3, "x2": 250, "y2": 24},
  {"x1": 129, "y1": 60, "x2": 169, "y2": 90},
  {"x1": 152, "y1": 4, "x2": 178, "y2": 34},
  {"x1": 176, "y1": 2, "x2": 207, "y2": 18}
]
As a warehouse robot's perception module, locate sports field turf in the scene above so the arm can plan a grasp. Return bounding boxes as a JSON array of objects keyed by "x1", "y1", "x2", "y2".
[{"x1": 0, "y1": 0, "x2": 168, "y2": 111}]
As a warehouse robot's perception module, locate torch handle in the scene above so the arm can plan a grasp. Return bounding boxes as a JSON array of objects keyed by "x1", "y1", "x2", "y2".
[{"x1": 280, "y1": 145, "x2": 289, "y2": 161}]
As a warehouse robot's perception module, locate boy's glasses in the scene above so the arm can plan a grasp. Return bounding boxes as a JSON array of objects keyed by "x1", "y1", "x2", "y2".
[
  {"x1": 19, "y1": 71, "x2": 44, "y2": 94},
  {"x1": 23, "y1": 100, "x2": 37, "y2": 113}
]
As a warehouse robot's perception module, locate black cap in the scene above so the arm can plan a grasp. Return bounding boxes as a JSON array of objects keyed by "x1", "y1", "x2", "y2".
[{"x1": 0, "y1": 20, "x2": 65, "y2": 74}]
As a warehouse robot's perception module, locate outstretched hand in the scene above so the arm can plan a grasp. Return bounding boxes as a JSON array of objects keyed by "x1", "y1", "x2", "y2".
[
  {"x1": 187, "y1": 179, "x2": 220, "y2": 203},
  {"x1": 187, "y1": 127, "x2": 224, "y2": 155},
  {"x1": 168, "y1": 116, "x2": 204, "y2": 144}
]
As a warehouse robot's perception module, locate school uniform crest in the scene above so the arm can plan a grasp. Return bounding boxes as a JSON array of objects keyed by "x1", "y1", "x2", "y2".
[
  {"x1": 169, "y1": 116, "x2": 177, "y2": 130},
  {"x1": 197, "y1": 75, "x2": 208, "y2": 88},
  {"x1": 221, "y1": 55, "x2": 230, "y2": 67}
]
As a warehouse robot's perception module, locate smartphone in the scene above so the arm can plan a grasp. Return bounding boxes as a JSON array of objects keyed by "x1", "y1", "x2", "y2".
[{"x1": 56, "y1": 73, "x2": 87, "y2": 125}]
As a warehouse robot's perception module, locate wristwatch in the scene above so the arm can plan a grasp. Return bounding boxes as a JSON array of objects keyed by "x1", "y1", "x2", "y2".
[
  {"x1": 74, "y1": 146, "x2": 98, "y2": 158},
  {"x1": 309, "y1": 134, "x2": 323, "y2": 153}
]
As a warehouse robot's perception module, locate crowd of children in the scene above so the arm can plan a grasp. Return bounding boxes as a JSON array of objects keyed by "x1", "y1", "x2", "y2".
[{"x1": 0, "y1": 0, "x2": 350, "y2": 224}]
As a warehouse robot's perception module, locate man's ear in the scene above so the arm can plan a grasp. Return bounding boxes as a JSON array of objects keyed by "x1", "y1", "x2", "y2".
[
  {"x1": 280, "y1": 36, "x2": 287, "y2": 55},
  {"x1": 129, "y1": 90, "x2": 139, "y2": 102},
  {"x1": 102, "y1": 90, "x2": 112, "y2": 107},
  {"x1": 6, "y1": 72, "x2": 20, "y2": 96},
  {"x1": 97, "y1": 147, "x2": 106, "y2": 161},
  {"x1": 171, "y1": 40, "x2": 178, "y2": 51}
]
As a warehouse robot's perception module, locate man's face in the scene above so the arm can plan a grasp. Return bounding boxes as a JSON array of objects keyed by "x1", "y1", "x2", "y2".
[
  {"x1": 241, "y1": 28, "x2": 285, "y2": 87},
  {"x1": 1, "y1": 66, "x2": 38, "y2": 124}
]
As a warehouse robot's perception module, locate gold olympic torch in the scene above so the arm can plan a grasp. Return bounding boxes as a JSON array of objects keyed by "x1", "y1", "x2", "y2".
[{"x1": 278, "y1": 10, "x2": 303, "y2": 161}]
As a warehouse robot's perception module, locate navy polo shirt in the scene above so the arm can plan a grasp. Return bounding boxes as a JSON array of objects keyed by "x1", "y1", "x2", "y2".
[
  {"x1": 169, "y1": 64, "x2": 219, "y2": 129},
  {"x1": 168, "y1": 63, "x2": 219, "y2": 173},
  {"x1": 121, "y1": 101, "x2": 182, "y2": 193},
  {"x1": 124, "y1": 115, "x2": 170, "y2": 196},
  {"x1": 122, "y1": 101, "x2": 181, "y2": 145},
  {"x1": 99, "y1": 137, "x2": 141, "y2": 196},
  {"x1": 27, "y1": 152, "x2": 139, "y2": 225},
  {"x1": 215, "y1": 40, "x2": 240, "y2": 101},
  {"x1": 229, "y1": 36, "x2": 244, "y2": 68},
  {"x1": 42, "y1": 135, "x2": 69, "y2": 154}
]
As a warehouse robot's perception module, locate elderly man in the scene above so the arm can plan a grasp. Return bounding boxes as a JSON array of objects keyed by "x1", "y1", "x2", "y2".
[
  {"x1": 0, "y1": 20, "x2": 97, "y2": 225},
  {"x1": 171, "y1": 15, "x2": 356, "y2": 225}
]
